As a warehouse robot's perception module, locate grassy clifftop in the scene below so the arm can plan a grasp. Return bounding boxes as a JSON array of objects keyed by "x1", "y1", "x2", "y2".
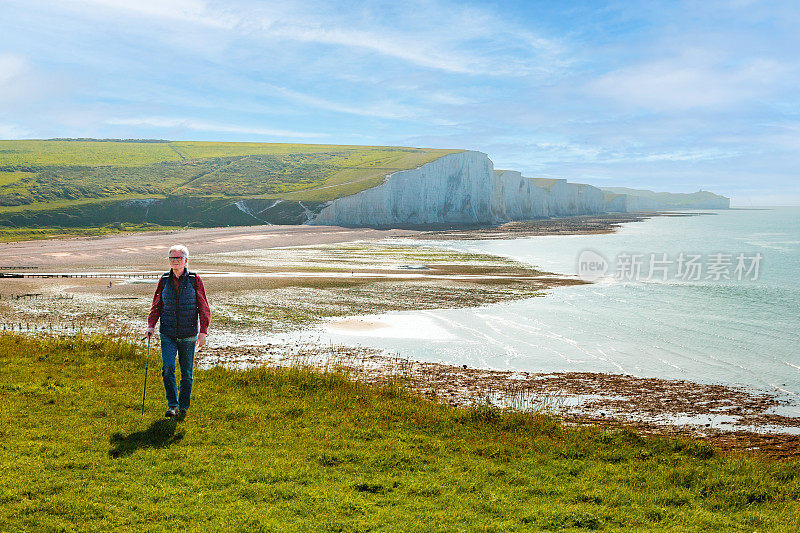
[
  {"x1": 2, "y1": 333, "x2": 799, "y2": 531},
  {"x1": 0, "y1": 140, "x2": 461, "y2": 208}
]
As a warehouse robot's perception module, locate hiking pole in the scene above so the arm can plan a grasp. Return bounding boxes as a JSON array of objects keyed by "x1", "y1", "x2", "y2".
[{"x1": 141, "y1": 334, "x2": 151, "y2": 416}]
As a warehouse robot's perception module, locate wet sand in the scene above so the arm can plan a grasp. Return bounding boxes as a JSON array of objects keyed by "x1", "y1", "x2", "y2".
[
  {"x1": 0, "y1": 212, "x2": 699, "y2": 268},
  {"x1": 0, "y1": 225, "x2": 419, "y2": 268}
]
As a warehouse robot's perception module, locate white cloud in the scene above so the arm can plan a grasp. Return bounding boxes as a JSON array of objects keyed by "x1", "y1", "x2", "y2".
[
  {"x1": 68, "y1": 0, "x2": 237, "y2": 29},
  {"x1": 268, "y1": 25, "x2": 481, "y2": 75},
  {"x1": 511, "y1": 140, "x2": 739, "y2": 165},
  {"x1": 106, "y1": 116, "x2": 327, "y2": 138},
  {"x1": 0, "y1": 54, "x2": 27, "y2": 87},
  {"x1": 0, "y1": 122, "x2": 30, "y2": 139},
  {"x1": 57, "y1": 0, "x2": 564, "y2": 76},
  {"x1": 257, "y1": 9, "x2": 566, "y2": 76},
  {"x1": 636, "y1": 149, "x2": 738, "y2": 162},
  {"x1": 760, "y1": 124, "x2": 800, "y2": 150},
  {"x1": 530, "y1": 142, "x2": 604, "y2": 159},
  {"x1": 268, "y1": 85, "x2": 414, "y2": 120},
  {"x1": 589, "y1": 54, "x2": 788, "y2": 111},
  {"x1": 0, "y1": 53, "x2": 62, "y2": 107},
  {"x1": 0, "y1": 54, "x2": 38, "y2": 104},
  {"x1": 427, "y1": 92, "x2": 475, "y2": 106}
]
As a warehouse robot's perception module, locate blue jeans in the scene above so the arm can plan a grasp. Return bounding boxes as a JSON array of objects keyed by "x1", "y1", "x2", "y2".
[{"x1": 161, "y1": 335, "x2": 196, "y2": 410}]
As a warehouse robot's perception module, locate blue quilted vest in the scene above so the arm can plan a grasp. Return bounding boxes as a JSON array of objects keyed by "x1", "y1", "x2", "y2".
[{"x1": 159, "y1": 269, "x2": 198, "y2": 338}]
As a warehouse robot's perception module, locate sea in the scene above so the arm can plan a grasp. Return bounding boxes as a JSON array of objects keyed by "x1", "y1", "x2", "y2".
[{"x1": 273, "y1": 207, "x2": 800, "y2": 404}]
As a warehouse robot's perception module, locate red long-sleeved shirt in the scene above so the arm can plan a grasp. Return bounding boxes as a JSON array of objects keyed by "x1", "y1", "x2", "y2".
[{"x1": 148, "y1": 270, "x2": 210, "y2": 334}]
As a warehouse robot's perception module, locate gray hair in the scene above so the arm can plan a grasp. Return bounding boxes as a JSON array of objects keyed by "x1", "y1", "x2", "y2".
[{"x1": 168, "y1": 244, "x2": 189, "y2": 259}]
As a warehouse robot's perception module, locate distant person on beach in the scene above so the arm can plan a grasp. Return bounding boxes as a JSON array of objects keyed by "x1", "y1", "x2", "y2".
[{"x1": 146, "y1": 244, "x2": 210, "y2": 421}]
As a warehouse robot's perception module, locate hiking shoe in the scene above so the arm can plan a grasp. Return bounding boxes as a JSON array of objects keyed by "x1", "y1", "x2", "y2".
[
  {"x1": 164, "y1": 406, "x2": 178, "y2": 418},
  {"x1": 176, "y1": 409, "x2": 188, "y2": 422}
]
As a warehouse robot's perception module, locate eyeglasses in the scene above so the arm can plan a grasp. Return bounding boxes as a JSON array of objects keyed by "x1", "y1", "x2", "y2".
[{"x1": 168, "y1": 256, "x2": 185, "y2": 261}]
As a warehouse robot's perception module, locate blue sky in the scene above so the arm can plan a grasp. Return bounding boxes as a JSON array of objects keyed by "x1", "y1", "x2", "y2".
[{"x1": 1, "y1": 0, "x2": 798, "y2": 205}]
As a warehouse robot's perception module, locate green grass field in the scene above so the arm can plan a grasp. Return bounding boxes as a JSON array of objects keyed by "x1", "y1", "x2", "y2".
[
  {"x1": 0, "y1": 140, "x2": 461, "y2": 210},
  {"x1": 0, "y1": 139, "x2": 180, "y2": 167},
  {"x1": 0, "y1": 223, "x2": 177, "y2": 242},
  {"x1": 2, "y1": 333, "x2": 799, "y2": 531}
]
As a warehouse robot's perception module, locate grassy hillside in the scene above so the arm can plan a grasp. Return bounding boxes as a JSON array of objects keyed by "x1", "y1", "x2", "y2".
[
  {"x1": 0, "y1": 223, "x2": 177, "y2": 243},
  {"x1": 0, "y1": 140, "x2": 461, "y2": 209},
  {"x1": 2, "y1": 333, "x2": 799, "y2": 531}
]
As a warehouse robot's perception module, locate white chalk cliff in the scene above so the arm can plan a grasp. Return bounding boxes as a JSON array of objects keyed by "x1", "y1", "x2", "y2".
[
  {"x1": 308, "y1": 150, "x2": 729, "y2": 226},
  {"x1": 310, "y1": 151, "x2": 606, "y2": 226}
]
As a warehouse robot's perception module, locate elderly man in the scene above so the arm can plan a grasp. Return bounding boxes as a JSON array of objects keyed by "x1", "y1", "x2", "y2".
[{"x1": 146, "y1": 244, "x2": 210, "y2": 421}]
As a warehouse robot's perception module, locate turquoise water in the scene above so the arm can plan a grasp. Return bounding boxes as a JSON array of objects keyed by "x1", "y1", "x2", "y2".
[{"x1": 281, "y1": 208, "x2": 800, "y2": 399}]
